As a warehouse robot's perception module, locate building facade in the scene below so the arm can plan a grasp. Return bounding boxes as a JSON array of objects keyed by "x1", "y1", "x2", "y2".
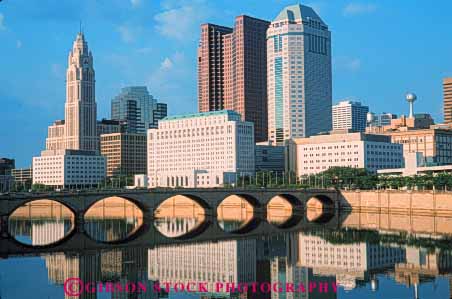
[
  {"x1": 147, "y1": 110, "x2": 255, "y2": 188},
  {"x1": 198, "y1": 16, "x2": 270, "y2": 142},
  {"x1": 111, "y1": 86, "x2": 167, "y2": 134},
  {"x1": 100, "y1": 133, "x2": 147, "y2": 177},
  {"x1": 33, "y1": 150, "x2": 105, "y2": 187},
  {"x1": 255, "y1": 141, "x2": 285, "y2": 173},
  {"x1": 367, "y1": 112, "x2": 398, "y2": 127},
  {"x1": 381, "y1": 127, "x2": 452, "y2": 165},
  {"x1": 333, "y1": 100, "x2": 369, "y2": 132},
  {"x1": 267, "y1": 4, "x2": 332, "y2": 144},
  {"x1": 444, "y1": 78, "x2": 452, "y2": 124},
  {"x1": 11, "y1": 168, "x2": 33, "y2": 189},
  {"x1": 287, "y1": 131, "x2": 404, "y2": 176},
  {"x1": 35, "y1": 32, "x2": 106, "y2": 188},
  {"x1": 0, "y1": 158, "x2": 15, "y2": 175}
]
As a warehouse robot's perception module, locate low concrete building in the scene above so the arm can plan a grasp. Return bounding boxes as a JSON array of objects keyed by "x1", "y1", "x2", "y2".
[
  {"x1": 255, "y1": 141, "x2": 285, "y2": 173},
  {"x1": 11, "y1": 168, "x2": 33, "y2": 189},
  {"x1": 287, "y1": 131, "x2": 403, "y2": 176},
  {"x1": 378, "y1": 152, "x2": 452, "y2": 176},
  {"x1": 33, "y1": 150, "x2": 106, "y2": 188}
]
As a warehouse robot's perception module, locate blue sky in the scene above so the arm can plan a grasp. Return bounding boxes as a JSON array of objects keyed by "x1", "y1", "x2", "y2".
[{"x1": 1, "y1": 0, "x2": 451, "y2": 167}]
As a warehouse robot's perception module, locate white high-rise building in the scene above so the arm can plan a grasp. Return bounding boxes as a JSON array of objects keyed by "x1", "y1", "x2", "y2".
[
  {"x1": 46, "y1": 31, "x2": 98, "y2": 152},
  {"x1": 267, "y1": 4, "x2": 332, "y2": 145},
  {"x1": 34, "y1": 31, "x2": 106, "y2": 188},
  {"x1": 333, "y1": 101, "x2": 369, "y2": 132},
  {"x1": 147, "y1": 110, "x2": 255, "y2": 188}
]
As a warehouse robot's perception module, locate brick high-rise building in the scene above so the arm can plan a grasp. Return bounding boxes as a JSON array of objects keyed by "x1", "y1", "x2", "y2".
[
  {"x1": 197, "y1": 16, "x2": 270, "y2": 142},
  {"x1": 444, "y1": 78, "x2": 452, "y2": 124}
]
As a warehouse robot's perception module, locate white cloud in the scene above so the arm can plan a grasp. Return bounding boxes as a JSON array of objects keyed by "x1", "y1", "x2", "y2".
[
  {"x1": 16, "y1": 40, "x2": 22, "y2": 49},
  {"x1": 154, "y1": 1, "x2": 211, "y2": 42},
  {"x1": 130, "y1": 0, "x2": 141, "y2": 8},
  {"x1": 160, "y1": 57, "x2": 173, "y2": 70},
  {"x1": 117, "y1": 25, "x2": 136, "y2": 43},
  {"x1": 343, "y1": 3, "x2": 377, "y2": 16},
  {"x1": 0, "y1": 13, "x2": 6, "y2": 31}
]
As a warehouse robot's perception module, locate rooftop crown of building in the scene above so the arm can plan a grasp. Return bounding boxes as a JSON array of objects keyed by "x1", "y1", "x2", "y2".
[{"x1": 273, "y1": 3, "x2": 326, "y2": 25}]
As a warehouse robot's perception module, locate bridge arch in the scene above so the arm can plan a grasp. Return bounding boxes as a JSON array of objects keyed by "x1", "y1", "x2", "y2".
[
  {"x1": 7, "y1": 199, "x2": 76, "y2": 248},
  {"x1": 306, "y1": 194, "x2": 334, "y2": 209},
  {"x1": 153, "y1": 194, "x2": 208, "y2": 239},
  {"x1": 266, "y1": 194, "x2": 302, "y2": 228},
  {"x1": 83, "y1": 196, "x2": 145, "y2": 244},
  {"x1": 216, "y1": 194, "x2": 260, "y2": 234}
]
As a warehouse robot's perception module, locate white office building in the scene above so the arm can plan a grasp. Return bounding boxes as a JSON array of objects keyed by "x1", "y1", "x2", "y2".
[
  {"x1": 333, "y1": 100, "x2": 369, "y2": 132},
  {"x1": 267, "y1": 4, "x2": 332, "y2": 145},
  {"x1": 287, "y1": 131, "x2": 404, "y2": 176},
  {"x1": 33, "y1": 149, "x2": 106, "y2": 188},
  {"x1": 147, "y1": 110, "x2": 255, "y2": 188}
]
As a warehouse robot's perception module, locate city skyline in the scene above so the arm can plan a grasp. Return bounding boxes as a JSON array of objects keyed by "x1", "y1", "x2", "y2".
[{"x1": 1, "y1": 0, "x2": 452, "y2": 166}]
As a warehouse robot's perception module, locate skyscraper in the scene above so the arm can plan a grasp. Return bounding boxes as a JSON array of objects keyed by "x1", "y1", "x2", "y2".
[
  {"x1": 198, "y1": 24, "x2": 233, "y2": 112},
  {"x1": 267, "y1": 4, "x2": 332, "y2": 144},
  {"x1": 198, "y1": 16, "x2": 270, "y2": 142},
  {"x1": 443, "y1": 77, "x2": 452, "y2": 124},
  {"x1": 332, "y1": 100, "x2": 369, "y2": 132},
  {"x1": 111, "y1": 86, "x2": 167, "y2": 134},
  {"x1": 45, "y1": 31, "x2": 98, "y2": 152},
  {"x1": 64, "y1": 32, "x2": 97, "y2": 151},
  {"x1": 34, "y1": 31, "x2": 106, "y2": 188}
]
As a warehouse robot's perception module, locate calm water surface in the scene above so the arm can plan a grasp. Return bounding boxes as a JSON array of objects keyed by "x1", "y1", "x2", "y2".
[{"x1": 1, "y1": 196, "x2": 452, "y2": 298}]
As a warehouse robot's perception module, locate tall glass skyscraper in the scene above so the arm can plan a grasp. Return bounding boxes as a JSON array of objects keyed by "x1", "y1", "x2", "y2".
[
  {"x1": 111, "y1": 86, "x2": 167, "y2": 134},
  {"x1": 267, "y1": 4, "x2": 332, "y2": 144}
]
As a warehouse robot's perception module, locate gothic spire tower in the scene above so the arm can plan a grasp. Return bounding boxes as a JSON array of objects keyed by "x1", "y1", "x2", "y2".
[{"x1": 64, "y1": 31, "x2": 98, "y2": 151}]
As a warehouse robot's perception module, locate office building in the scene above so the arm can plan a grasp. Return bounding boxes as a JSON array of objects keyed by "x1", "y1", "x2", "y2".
[
  {"x1": 333, "y1": 100, "x2": 369, "y2": 132},
  {"x1": 33, "y1": 149, "x2": 105, "y2": 188},
  {"x1": 112, "y1": 86, "x2": 167, "y2": 134},
  {"x1": 0, "y1": 158, "x2": 15, "y2": 175},
  {"x1": 147, "y1": 110, "x2": 255, "y2": 188},
  {"x1": 198, "y1": 16, "x2": 270, "y2": 142},
  {"x1": 11, "y1": 167, "x2": 33, "y2": 188},
  {"x1": 379, "y1": 127, "x2": 452, "y2": 165},
  {"x1": 100, "y1": 133, "x2": 147, "y2": 177},
  {"x1": 97, "y1": 119, "x2": 124, "y2": 136},
  {"x1": 378, "y1": 152, "x2": 452, "y2": 176},
  {"x1": 0, "y1": 175, "x2": 13, "y2": 193},
  {"x1": 267, "y1": 4, "x2": 332, "y2": 144},
  {"x1": 255, "y1": 141, "x2": 285, "y2": 173},
  {"x1": 287, "y1": 131, "x2": 403, "y2": 176},
  {"x1": 34, "y1": 31, "x2": 106, "y2": 187},
  {"x1": 367, "y1": 112, "x2": 398, "y2": 127},
  {"x1": 444, "y1": 78, "x2": 452, "y2": 124}
]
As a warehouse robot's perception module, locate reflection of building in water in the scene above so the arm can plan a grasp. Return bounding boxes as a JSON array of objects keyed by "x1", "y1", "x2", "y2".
[
  {"x1": 148, "y1": 240, "x2": 256, "y2": 294},
  {"x1": 395, "y1": 246, "x2": 452, "y2": 288},
  {"x1": 298, "y1": 234, "x2": 405, "y2": 290},
  {"x1": 32, "y1": 221, "x2": 72, "y2": 246},
  {"x1": 84, "y1": 218, "x2": 140, "y2": 242},
  {"x1": 154, "y1": 217, "x2": 201, "y2": 238},
  {"x1": 256, "y1": 233, "x2": 336, "y2": 299},
  {"x1": 43, "y1": 248, "x2": 154, "y2": 299}
]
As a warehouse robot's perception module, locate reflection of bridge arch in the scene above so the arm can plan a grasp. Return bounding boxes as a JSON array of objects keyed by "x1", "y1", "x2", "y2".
[
  {"x1": 217, "y1": 194, "x2": 260, "y2": 234},
  {"x1": 7, "y1": 199, "x2": 76, "y2": 248},
  {"x1": 154, "y1": 195, "x2": 208, "y2": 239},
  {"x1": 267, "y1": 194, "x2": 303, "y2": 228},
  {"x1": 83, "y1": 196, "x2": 145, "y2": 244}
]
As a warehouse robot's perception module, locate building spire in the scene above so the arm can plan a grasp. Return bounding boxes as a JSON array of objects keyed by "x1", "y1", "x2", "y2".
[{"x1": 79, "y1": 20, "x2": 83, "y2": 34}]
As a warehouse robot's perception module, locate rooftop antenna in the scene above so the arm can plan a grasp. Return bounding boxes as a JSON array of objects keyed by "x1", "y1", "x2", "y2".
[{"x1": 79, "y1": 20, "x2": 83, "y2": 34}]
